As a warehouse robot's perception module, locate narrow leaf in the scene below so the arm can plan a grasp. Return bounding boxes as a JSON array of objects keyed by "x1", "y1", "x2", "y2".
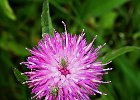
[
  {"x1": 41, "y1": 0, "x2": 54, "y2": 36},
  {"x1": 102, "y1": 46, "x2": 140, "y2": 63},
  {"x1": 114, "y1": 56, "x2": 140, "y2": 91},
  {"x1": 13, "y1": 68, "x2": 28, "y2": 83},
  {"x1": 0, "y1": 0, "x2": 16, "y2": 20}
]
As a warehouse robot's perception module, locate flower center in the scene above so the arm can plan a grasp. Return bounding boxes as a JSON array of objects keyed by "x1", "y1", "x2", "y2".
[
  {"x1": 59, "y1": 67, "x2": 70, "y2": 76},
  {"x1": 58, "y1": 58, "x2": 70, "y2": 76}
]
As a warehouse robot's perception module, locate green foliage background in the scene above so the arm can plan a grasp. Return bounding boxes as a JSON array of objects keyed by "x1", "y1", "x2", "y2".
[{"x1": 0, "y1": 0, "x2": 140, "y2": 100}]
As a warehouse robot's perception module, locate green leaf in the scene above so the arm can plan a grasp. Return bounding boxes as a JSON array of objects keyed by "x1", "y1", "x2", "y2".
[
  {"x1": 102, "y1": 46, "x2": 140, "y2": 63},
  {"x1": 81, "y1": 0, "x2": 127, "y2": 18},
  {"x1": 13, "y1": 68, "x2": 28, "y2": 84},
  {"x1": 0, "y1": 40, "x2": 29, "y2": 56},
  {"x1": 0, "y1": 32, "x2": 29, "y2": 56},
  {"x1": 8, "y1": 42, "x2": 29, "y2": 56},
  {"x1": 99, "y1": 12, "x2": 117, "y2": 29},
  {"x1": 99, "y1": 85, "x2": 114, "y2": 100},
  {"x1": 0, "y1": 0, "x2": 16, "y2": 20},
  {"x1": 133, "y1": 32, "x2": 140, "y2": 40},
  {"x1": 41, "y1": 0, "x2": 54, "y2": 36}
]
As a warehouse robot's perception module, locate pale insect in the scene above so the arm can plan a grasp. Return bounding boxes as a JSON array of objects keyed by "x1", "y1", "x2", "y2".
[
  {"x1": 60, "y1": 58, "x2": 68, "y2": 68},
  {"x1": 50, "y1": 86, "x2": 59, "y2": 96},
  {"x1": 55, "y1": 56, "x2": 69, "y2": 68}
]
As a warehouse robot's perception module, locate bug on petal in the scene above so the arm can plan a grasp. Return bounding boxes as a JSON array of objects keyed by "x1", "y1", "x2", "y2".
[{"x1": 50, "y1": 87, "x2": 59, "y2": 96}]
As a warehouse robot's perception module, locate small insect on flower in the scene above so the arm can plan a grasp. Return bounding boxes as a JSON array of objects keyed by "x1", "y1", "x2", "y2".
[
  {"x1": 60, "y1": 58, "x2": 67, "y2": 68},
  {"x1": 50, "y1": 86, "x2": 59, "y2": 96},
  {"x1": 21, "y1": 21, "x2": 112, "y2": 100}
]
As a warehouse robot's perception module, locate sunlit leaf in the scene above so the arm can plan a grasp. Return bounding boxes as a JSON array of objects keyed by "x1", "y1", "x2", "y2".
[
  {"x1": 133, "y1": 32, "x2": 140, "y2": 40},
  {"x1": 0, "y1": 0, "x2": 16, "y2": 20},
  {"x1": 99, "y1": 12, "x2": 117, "y2": 29}
]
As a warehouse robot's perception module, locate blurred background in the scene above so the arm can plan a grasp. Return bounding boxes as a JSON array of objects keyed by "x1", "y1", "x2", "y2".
[{"x1": 0, "y1": 0, "x2": 140, "y2": 100}]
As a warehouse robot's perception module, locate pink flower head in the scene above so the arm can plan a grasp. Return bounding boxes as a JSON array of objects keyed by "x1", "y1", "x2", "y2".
[{"x1": 21, "y1": 22, "x2": 111, "y2": 100}]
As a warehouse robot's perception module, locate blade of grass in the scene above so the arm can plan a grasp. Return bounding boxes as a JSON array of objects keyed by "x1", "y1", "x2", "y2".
[
  {"x1": 0, "y1": 0, "x2": 16, "y2": 20},
  {"x1": 102, "y1": 46, "x2": 140, "y2": 63},
  {"x1": 114, "y1": 56, "x2": 140, "y2": 91}
]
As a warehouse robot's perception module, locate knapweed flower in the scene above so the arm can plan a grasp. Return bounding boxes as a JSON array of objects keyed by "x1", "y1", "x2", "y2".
[{"x1": 21, "y1": 22, "x2": 111, "y2": 100}]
